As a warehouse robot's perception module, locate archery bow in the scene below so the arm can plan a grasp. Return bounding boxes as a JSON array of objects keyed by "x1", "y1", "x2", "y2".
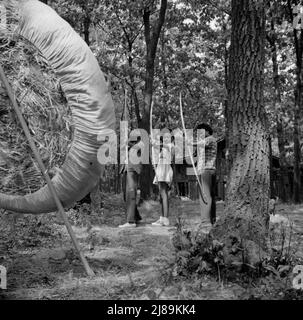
[
  {"x1": 179, "y1": 93, "x2": 207, "y2": 204},
  {"x1": 122, "y1": 88, "x2": 128, "y2": 166},
  {"x1": 150, "y1": 101, "x2": 157, "y2": 171}
]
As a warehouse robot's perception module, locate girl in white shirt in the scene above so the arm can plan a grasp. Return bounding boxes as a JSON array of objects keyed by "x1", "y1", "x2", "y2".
[{"x1": 151, "y1": 130, "x2": 174, "y2": 227}]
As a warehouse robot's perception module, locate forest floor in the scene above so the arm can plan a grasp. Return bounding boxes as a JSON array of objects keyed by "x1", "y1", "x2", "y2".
[{"x1": 1, "y1": 195, "x2": 303, "y2": 300}]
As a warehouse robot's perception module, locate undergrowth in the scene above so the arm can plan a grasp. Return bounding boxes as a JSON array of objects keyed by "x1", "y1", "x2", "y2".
[{"x1": 172, "y1": 216, "x2": 303, "y2": 300}]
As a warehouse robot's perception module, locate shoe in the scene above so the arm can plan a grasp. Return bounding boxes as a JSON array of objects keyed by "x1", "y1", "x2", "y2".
[
  {"x1": 152, "y1": 217, "x2": 170, "y2": 227},
  {"x1": 162, "y1": 217, "x2": 170, "y2": 227},
  {"x1": 200, "y1": 221, "x2": 212, "y2": 228},
  {"x1": 152, "y1": 218, "x2": 162, "y2": 226},
  {"x1": 118, "y1": 222, "x2": 136, "y2": 228}
]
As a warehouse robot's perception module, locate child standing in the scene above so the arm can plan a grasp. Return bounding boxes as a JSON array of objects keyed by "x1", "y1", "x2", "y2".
[
  {"x1": 151, "y1": 130, "x2": 174, "y2": 227},
  {"x1": 188, "y1": 123, "x2": 217, "y2": 225},
  {"x1": 119, "y1": 135, "x2": 144, "y2": 228}
]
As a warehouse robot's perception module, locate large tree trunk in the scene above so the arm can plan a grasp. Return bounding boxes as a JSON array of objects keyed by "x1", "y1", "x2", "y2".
[
  {"x1": 140, "y1": 0, "x2": 167, "y2": 199},
  {"x1": 293, "y1": 102, "x2": 301, "y2": 202},
  {"x1": 211, "y1": 0, "x2": 270, "y2": 267},
  {"x1": 293, "y1": 60, "x2": 303, "y2": 202}
]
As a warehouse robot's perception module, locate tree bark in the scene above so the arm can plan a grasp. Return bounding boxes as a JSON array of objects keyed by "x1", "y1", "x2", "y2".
[
  {"x1": 293, "y1": 57, "x2": 303, "y2": 203},
  {"x1": 269, "y1": 136, "x2": 274, "y2": 199},
  {"x1": 140, "y1": 0, "x2": 168, "y2": 199},
  {"x1": 211, "y1": 0, "x2": 270, "y2": 267},
  {"x1": 128, "y1": 45, "x2": 141, "y2": 125},
  {"x1": 115, "y1": 5, "x2": 141, "y2": 126}
]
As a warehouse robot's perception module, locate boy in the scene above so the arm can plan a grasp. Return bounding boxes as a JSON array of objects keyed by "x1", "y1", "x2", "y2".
[
  {"x1": 119, "y1": 135, "x2": 144, "y2": 228},
  {"x1": 188, "y1": 123, "x2": 217, "y2": 225}
]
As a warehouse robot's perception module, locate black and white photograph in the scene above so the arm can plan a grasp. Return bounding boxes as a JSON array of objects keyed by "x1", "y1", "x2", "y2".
[{"x1": 0, "y1": 0, "x2": 303, "y2": 304}]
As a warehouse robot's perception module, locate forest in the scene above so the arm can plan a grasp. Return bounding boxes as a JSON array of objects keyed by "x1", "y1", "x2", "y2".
[{"x1": 1, "y1": 0, "x2": 303, "y2": 301}]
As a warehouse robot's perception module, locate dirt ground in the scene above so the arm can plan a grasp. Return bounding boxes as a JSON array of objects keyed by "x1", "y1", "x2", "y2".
[{"x1": 0, "y1": 195, "x2": 303, "y2": 300}]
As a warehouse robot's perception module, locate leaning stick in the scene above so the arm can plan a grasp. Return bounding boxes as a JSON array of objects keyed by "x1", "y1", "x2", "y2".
[{"x1": 0, "y1": 65, "x2": 95, "y2": 277}]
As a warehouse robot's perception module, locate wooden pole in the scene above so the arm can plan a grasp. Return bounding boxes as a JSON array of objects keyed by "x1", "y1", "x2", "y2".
[{"x1": 0, "y1": 65, "x2": 95, "y2": 277}]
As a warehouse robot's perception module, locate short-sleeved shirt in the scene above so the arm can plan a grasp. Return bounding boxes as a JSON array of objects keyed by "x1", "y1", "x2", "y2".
[
  {"x1": 120, "y1": 140, "x2": 144, "y2": 175},
  {"x1": 197, "y1": 136, "x2": 217, "y2": 172}
]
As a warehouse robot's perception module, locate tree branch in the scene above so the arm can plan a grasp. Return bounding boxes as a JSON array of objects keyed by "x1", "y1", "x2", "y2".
[
  {"x1": 150, "y1": 0, "x2": 168, "y2": 59},
  {"x1": 203, "y1": 0, "x2": 230, "y2": 16}
]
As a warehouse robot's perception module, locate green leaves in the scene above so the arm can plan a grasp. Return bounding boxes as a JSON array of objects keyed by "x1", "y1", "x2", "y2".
[{"x1": 44, "y1": 0, "x2": 230, "y2": 133}]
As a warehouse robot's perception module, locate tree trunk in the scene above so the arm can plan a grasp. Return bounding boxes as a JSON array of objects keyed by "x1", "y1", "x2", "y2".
[
  {"x1": 293, "y1": 104, "x2": 301, "y2": 202},
  {"x1": 160, "y1": 30, "x2": 169, "y2": 124},
  {"x1": 140, "y1": 0, "x2": 167, "y2": 199},
  {"x1": 83, "y1": 14, "x2": 90, "y2": 46},
  {"x1": 211, "y1": 0, "x2": 270, "y2": 267},
  {"x1": 269, "y1": 136, "x2": 274, "y2": 198},
  {"x1": 288, "y1": 0, "x2": 303, "y2": 203},
  {"x1": 293, "y1": 60, "x2": 303, "y2": 203},
  {"x1": 224, "y1": 22, "x2": 231, "y2": 176},
  {"x1": 268, "y1": 16, "x2": 290, "y2": 202},
  {"x1": 128, "y1": 46, "x2": 141, "y2": 126}
]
